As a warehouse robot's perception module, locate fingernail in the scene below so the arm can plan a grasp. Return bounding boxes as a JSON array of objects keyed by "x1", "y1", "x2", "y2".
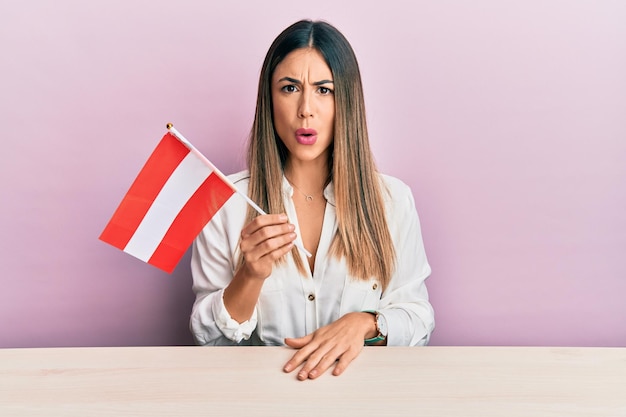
[
  {"x1": 298, "y1": 371, "x2": 307, "y2": 380},
  {"x1": 279, "y1": 213, "x2": 288, "y2": 221},
  {"x1": 309, "y1": 370, "x2": 318, "y2": 378},
  {"x1": 283, "y1": 364, "x2": 292, "y2": 372}
]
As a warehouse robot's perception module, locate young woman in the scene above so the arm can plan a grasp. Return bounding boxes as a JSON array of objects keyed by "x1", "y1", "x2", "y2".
[{"x1": 190, "y1": 20, "x2": 434, "y2": 380}]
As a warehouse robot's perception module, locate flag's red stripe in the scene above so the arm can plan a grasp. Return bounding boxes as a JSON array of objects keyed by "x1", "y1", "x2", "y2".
[
  {"x1": 99, "y1": 133, "x2": 189, "y2": 250},
  {"x1": 148, "y1": 172, "x2": 235, "y2": 273}
]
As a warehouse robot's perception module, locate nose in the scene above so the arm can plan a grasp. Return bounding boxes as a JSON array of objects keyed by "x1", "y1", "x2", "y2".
[{"x1": 298, "y1": 91, "x2": 313, "y2": 119}]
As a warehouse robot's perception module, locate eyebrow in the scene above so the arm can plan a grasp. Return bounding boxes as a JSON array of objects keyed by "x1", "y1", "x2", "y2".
[{"x1": 278, "y1": 76, "x2": 334, "y2": 86}]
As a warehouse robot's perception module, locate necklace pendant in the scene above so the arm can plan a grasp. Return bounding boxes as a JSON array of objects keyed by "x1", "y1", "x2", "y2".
[{"x1": 305, "y1": 195, "x2": 313, "y2": 202}]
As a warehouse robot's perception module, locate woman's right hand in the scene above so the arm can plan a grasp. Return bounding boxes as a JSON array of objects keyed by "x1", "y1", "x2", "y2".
[{"x1": 238, "y1": 213, "x2": 296, "y2": 280}]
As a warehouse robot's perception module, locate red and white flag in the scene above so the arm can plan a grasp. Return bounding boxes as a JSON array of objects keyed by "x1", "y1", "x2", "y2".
[{"x1": 100, "y1": 129, "x2": 235, "y2": 273}]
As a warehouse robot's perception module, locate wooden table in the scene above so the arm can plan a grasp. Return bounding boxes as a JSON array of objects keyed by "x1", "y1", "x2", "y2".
[{"x1": 1, "y1": 346, "x2": 625, "y2": 416}]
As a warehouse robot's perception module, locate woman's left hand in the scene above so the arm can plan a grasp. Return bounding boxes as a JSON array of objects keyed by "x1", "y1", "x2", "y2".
[{"x1": 283, "y1": 312, "x2": 377, "y2": 380}]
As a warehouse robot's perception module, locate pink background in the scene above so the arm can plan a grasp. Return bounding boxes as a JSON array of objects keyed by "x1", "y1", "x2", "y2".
[{"x1": 1, "y1": 1, "x2": 624, "y2": 348}]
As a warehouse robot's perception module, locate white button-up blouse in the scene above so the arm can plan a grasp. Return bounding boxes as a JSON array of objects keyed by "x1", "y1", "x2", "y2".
[{"x1": 190, "y1": 171, "x2": 434, "y2": 346}]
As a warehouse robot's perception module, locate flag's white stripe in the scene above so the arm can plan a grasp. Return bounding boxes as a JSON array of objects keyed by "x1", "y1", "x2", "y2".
[{"x1": 123, "y1": 152, "x2": 213, "y2": 262}]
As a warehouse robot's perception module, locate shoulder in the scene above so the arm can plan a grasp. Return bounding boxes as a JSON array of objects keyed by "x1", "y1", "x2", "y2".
[
  {"x1": 227, "y1": 170, "x2": 250, "y2": 189},
  {"x1": 377, "y1": 174, "x2": 426, "y2": 242},
  {"x1": 223, "y1": 170, "x2": 250, "y2": 197},
  {"x1": 377, "y1": 173, "x2": 419, "y2": 218},
  {"x1": 378, "y1": 173, "x2": 414, "y2": 202}
]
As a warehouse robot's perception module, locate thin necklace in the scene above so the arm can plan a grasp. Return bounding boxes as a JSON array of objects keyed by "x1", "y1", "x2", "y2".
[{"x1": 285, "y1": 176, "x2": 317, "y2": 202}]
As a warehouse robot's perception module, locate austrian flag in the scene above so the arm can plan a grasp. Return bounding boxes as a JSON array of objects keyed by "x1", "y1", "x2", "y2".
[{"x1": 100, "y1": 130, "x2": 235, "y2": 273}]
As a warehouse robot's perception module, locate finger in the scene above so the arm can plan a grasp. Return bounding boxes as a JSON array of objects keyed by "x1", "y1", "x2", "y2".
[
  {"x1": 260, "y1": 240, "x2": 296, "y2": 264},
  {"x1": 241, "y1": 213, "x2": 289, "y2": 237},
  {"x1": 293, "y1": 341, "x2": 336, "y2": 380},
  {"x1": 282, "y1": 335, "x2": 315, "y2": 374},
  {"x1": 240, "y1": 220, "x2": 295, "y2": 258},
  {"x1": 284, "y1": 335, "x2": 311, "y2": 349},
  {"x1": 241, "y1": 231, "x2": 296, "y2": 263},
  {"x1": 240, "y1": 240, "x2": 295, "y2": 279},
  {"x1": 306, "y1": 348, "x2": 342, "y2": 380},
  {"x1": 331, "y1": 345, "x2": 361, "y2": 376},
  {"x1": 245, "y1": 223, "x2": 295, "y2": 248},
  {"x1": 302, "y1": 345, "x2": 345, "y2": 379}
]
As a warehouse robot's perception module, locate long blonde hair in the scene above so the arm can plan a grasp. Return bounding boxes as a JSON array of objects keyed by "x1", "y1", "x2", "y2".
[{"x1": 243, "y1": 20, "x2": 395, "y2": 290}]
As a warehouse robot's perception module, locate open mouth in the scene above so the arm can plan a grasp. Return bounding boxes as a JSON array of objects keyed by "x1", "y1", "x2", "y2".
[
  {"x1": 295, "y1": 128, "x2": 318, "y2": 145},
  {"x1": 296, "y1": 128, "x2": 317, "y2": 136}
]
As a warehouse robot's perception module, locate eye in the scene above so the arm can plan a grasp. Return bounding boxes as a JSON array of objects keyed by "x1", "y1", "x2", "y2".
[
  {"x1": 281, "y1": 85, "x2": 298, "y2": 93},
  {"x1": 318, "y1": 86, "x2": 334, "y2": 95}
]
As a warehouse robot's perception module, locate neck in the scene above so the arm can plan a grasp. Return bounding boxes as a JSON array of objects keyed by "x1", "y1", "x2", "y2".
[{"x1": 283, "y1": 160, "x2": 330, "y2": 194}]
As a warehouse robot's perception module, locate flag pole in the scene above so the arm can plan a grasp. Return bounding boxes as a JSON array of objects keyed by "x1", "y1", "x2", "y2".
[
  {"x1": 166, "y1": 124, "x2": 264, "y2": 213},
  {"x1": 166, "y1": 124, "x2": 312, "y2": 258}
]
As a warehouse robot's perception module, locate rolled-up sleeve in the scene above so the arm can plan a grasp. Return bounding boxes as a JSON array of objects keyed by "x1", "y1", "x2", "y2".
[{"x1": 378, "y1": 177, "x2": 434, "y2": 346}]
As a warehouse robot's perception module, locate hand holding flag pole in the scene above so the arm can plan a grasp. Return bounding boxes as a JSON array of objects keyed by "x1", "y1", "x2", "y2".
[
  {"x1": 100, "y1": 124, "x2": 310, "y2": 274},
  {"x1": 166, "y1": 124, "x2": 312, "y2": 258}
]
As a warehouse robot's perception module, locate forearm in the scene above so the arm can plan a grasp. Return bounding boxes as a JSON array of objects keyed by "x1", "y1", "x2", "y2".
[{"x1": 223, "y1": 267, "x2": 265, "y2": 323}]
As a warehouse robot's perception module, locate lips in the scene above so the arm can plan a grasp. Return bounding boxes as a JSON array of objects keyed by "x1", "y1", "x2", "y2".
[{"x1": 295, "y1": 128, "x2": 318, "y2": 145}]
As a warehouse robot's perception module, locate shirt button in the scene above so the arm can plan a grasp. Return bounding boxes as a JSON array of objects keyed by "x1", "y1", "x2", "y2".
[
  {"x1": 308, "y1": 294, "x2": 316, "y2": 301},
  {"x1": 372, "y1": 283, "x2": 378, "y2": 290}
]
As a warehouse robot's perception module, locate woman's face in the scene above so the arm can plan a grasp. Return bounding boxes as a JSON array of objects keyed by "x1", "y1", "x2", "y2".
[{"x1": 271, "y1": 48, "x2": 335, "y2": 168}]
